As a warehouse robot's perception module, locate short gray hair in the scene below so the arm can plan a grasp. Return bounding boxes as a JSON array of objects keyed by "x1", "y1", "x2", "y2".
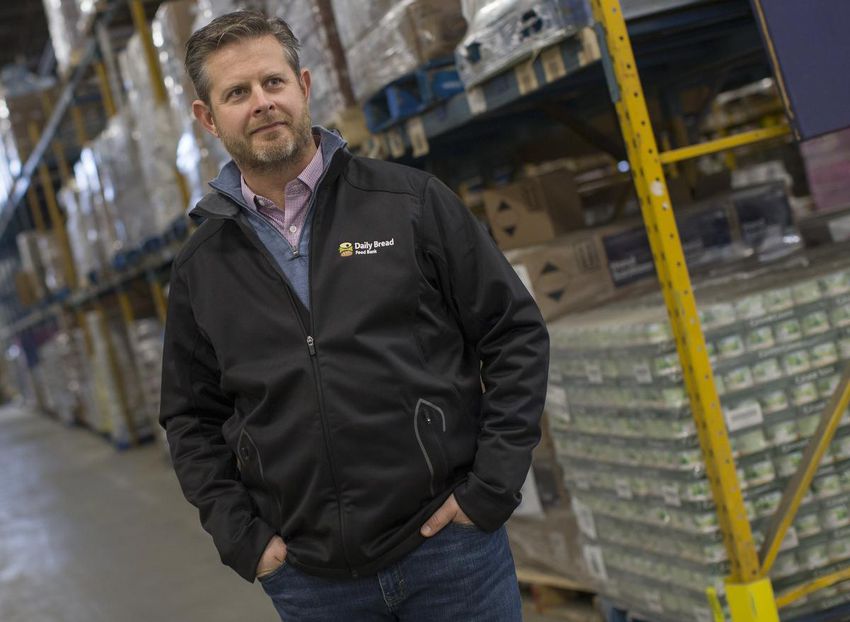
[{"x1": 185, "y1": 10, "x2": 301, "y2": 104}]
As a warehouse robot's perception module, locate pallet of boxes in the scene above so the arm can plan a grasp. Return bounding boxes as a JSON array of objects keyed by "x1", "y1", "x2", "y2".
[{"x1": 479, "y1": 156, "x2": 809, "y2": 619}]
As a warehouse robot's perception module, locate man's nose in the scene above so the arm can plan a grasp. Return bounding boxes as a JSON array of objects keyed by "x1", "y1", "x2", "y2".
[{"x1": 251, "y1": 89, "x2": 275, "y2": 114}]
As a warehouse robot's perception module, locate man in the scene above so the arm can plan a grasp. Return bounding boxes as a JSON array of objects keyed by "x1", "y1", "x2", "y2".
[{"x1": 160, "y1": 10, "x2": 549, "y2": 621}]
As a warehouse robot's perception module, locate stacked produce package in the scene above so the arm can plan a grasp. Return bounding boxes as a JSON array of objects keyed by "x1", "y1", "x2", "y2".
[
  {"x1": 456, "y1": 0, "x2": 593, "y2": 88},
  {"x1": 548, "y1": 250, "x2": 850, "y2": 620},
  {"x1": 332, "y1": 0, "x2": 467, "y2": 103}
]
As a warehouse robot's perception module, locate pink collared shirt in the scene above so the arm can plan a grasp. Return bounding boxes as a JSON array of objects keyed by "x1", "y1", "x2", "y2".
[{"x1": 240, "y1": 135, "x2": 324, "y2": 249}]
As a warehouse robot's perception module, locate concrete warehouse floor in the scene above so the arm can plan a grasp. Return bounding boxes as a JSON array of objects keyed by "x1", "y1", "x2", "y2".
[{"x1": 0, "y1": 403, "x2": 564, "y2": 622}]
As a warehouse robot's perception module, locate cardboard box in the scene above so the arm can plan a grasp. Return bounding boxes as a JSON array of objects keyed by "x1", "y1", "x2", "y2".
[
  {"x1": 506, "y1": 230, "x2": 613, "y2": 321},
  {"x1": 484, "y1": 169, "x2": 584, "y2": 250}
]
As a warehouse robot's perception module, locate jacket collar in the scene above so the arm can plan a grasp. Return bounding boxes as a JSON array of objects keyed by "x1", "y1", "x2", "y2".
[{"x1": 191, "y1": 125, "x2": 348, "y2": 220}]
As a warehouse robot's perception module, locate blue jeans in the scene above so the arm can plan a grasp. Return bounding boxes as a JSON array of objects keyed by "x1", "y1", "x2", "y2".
[{"x1": 259, "y1": 522, "x2": 522, "y2": 621}]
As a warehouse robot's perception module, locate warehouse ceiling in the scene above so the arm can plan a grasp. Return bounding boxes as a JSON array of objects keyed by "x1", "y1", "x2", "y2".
[
  {"x1": 0, "y1": 2, "x2": 52, "y2": 74},
  {"x1": 0, "y1": 0, "x2": 165, "y2": 80}
]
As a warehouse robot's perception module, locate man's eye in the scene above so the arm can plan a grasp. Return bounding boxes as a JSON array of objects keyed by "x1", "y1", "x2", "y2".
[
  {"x1": 229, "y1": 88, "x2": 246, "y2": 99},
  {"x1": 267, "y1": 78, "x2": 282, "y2": 87}
]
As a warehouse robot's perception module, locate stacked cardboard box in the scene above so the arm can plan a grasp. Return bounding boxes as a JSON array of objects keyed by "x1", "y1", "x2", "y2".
[
  {"x1": 548, "y1": 249, "x2": 850, "y2": 620},
  {"x1": 501, "y1": 181, "x2": 799, "y2": 321}
]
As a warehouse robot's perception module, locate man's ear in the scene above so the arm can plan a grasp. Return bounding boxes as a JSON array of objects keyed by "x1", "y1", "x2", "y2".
[
  {"x1": 299, "y1": 68, "x2": 312, "y2": 103},
  {"x1": 192, "y1": 99, "x2": 218, "y2": 137}
]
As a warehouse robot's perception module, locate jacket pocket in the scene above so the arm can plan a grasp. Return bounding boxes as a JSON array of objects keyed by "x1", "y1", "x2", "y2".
[
  {"x1": 237, "y1": 428, "x2": 283, "y2": 527},
  {"x1": 414, "y1": 398, "x2": 449, "y2": 497}
]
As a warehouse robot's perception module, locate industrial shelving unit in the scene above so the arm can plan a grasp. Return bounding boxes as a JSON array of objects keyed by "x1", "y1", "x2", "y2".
[{"x1": 2, "y1": 1, "x2": 850, "y2": 619}]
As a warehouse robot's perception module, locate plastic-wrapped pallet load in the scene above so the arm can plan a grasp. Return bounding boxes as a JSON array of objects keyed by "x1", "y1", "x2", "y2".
[
  {"x1": 153, "y1": 0, "x2": 230, "y2": 213},
  {"x1": 119, "y1": 36, "x2": 187, "y2": 243},
  {"x1": 341, "y1": 0, "x2": 467, "y2": 103},
  {"x1": 264, "y1": 0, "x2": 353, "y2": 126},
  {"x1": 35, "y1": 329, "x2": 93, "y2": 426},
  {"x1": 548, "y1": 249, "x2": 850, "y2": 621},
  {"x1": 41, "y1": 0, "x2": 97, "y2": 76},
  {"x1": 455, "y1": 0, "x2": 593, "y2": 88},
  {"x1": 79, "y1": 113, "x2": 150, "y2": 264},
  {"x1": 329, "y1": 0, "x2": 395, "y2": 52},
  {"x1": 83, "y1": 311, "x2": 150, "y2": 447},
  {"x1": 16, "y1": 232, "x2": 48, "y2": 302},
  {"x1": 0, "y1": 66, "x2": 57, "y2": 182},
  {"x1": 127, "y1": 319, "x2": 165, "y2": 445}
]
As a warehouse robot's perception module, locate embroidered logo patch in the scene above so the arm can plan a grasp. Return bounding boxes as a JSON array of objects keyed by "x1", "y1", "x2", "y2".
[{"x1": 338, "y1": 239, "x2": 395, "y2": 257}]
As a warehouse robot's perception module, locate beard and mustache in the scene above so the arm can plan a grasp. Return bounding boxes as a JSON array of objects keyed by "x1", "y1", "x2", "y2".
[{"x1": 215, "y1": 104, "x2": 313, "y2": 173}]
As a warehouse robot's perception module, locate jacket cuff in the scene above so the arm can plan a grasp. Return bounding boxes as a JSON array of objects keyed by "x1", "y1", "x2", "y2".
[
  {"x1": 228, "y1": 517, "x2": 278, "y2": 582},
  {"x1": 453, "y1": 472, "x2": 521, "y2": 532}
]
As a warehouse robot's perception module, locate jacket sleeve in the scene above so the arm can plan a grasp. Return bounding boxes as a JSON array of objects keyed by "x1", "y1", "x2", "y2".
[
  {"x1": 159, "y1": 265, "x2": 276, "y2": 582},
  {"x1": 419, "y1": 176, "x2": 550, "y2": 532}
]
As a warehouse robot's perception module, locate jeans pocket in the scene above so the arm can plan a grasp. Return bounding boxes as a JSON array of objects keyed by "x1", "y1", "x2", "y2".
[{"x1": 258, "y1": 560, "x2": 288, "y2": 585}]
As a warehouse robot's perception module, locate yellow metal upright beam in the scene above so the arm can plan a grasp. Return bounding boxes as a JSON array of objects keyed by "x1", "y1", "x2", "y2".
[
  {"x1": 591, "y1": 0, "x2": 765, "y2": 600},
  {"x1": 27, "y1": 122, "x2": 78, "y2": 290},
  {"x1": 760, "y1": 368, "x2": 850, "y2": 576},
  {"x1": 128, "y1": 0, "x2": 167, "y2": 106}
]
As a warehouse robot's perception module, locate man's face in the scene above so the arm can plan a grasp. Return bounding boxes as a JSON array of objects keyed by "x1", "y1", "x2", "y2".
[{"x1": 193, "y1": 35, "x2": 313, "y2": 171}]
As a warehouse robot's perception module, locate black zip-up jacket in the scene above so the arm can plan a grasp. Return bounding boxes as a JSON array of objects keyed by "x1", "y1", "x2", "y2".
[{"x1": 159, "y1": 144, "x2": 550, "y2": 582}]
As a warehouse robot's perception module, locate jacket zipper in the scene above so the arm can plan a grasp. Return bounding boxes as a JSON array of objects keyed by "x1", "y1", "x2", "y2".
[
  {"x1": 303, "y1": 184, "x2": 358, "y2": 578},
  {"x1": 221, "y1": 154, "x2": 357, "y2": 577}
]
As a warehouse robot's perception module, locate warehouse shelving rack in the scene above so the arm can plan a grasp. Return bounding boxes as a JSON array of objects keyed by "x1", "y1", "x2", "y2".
[
  {"x1": 2, "y1": 1, "x2": 850, "y2": 618},
  {"x1": 0, "y1": 0, "x2": 174, "y2": 446},
  {"x1": 590, "y1": 1, "x2": 849, "y2": 620}
]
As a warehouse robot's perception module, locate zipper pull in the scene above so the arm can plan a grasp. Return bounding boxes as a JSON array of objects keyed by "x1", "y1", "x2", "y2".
[{"x1": 306, "y1": 335, "x2": 316, "y2": 356}]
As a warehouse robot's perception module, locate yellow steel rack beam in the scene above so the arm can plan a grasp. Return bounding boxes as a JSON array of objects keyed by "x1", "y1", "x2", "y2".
[
  {"x1": 659, "y1": 125, "x2": 791, "y2": 164},
  {"x1": 760, "y1": 368, "x2": 850, "y2": 576},
  {"x1": 591, "y1": 0, "x2": 760, "y2": 581},
  {"x1": 590, "y1": 2, "x2": 783, "y2": 619},
  {"x1": 776, "y1": 567, "x2": 850, "y2": 609}
]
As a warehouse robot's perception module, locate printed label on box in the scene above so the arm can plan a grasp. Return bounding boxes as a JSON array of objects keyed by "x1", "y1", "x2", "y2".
[
  {"x1": 582, "y1": 545, "x2": 608, "y2": 581},
  {"x1": 405, "y1": 117, "x2": 429, "y2": 158},
  {"x1": 386, "y1": 128, "x2": 405, "y2": 158},
  {"x1": 541, "y1": 46, "x2": 567, "y2": 82},
  {"x1": 725, "y1": 401, "x2": 764, "y2": 432},
  {"x1": 515, "y1": 60, "x2": 539, "y2": 95},
  {"x1": 572, "y1": 497, "x2": 597, "y2": 539},
  {"x1": 615, "y1": 478, "x2": 633, "y2": 499},
  {"x1": 662, "y1": 483, "x2": 682, "y2": 507},
  {"x1": 585, "y1": 361, "x2": 603, "y2": 384},
  {"x1": 633, "y1": 361, "x2": 653, "y2": 384}
]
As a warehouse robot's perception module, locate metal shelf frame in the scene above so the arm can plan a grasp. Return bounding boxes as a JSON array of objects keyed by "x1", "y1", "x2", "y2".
[{"x1": 593, "y1": 0, "x2": 850, "y2": 620}]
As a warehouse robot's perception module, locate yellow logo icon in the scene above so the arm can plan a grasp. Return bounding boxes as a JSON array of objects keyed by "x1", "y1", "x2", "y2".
[{"x1": 338, "y1": 242, "x2": 353, "y2": 257}]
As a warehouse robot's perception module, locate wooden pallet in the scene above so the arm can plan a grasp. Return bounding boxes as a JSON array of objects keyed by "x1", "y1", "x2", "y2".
[{"x1": 518, "y1": 569, "x2": 603, "y2": 622}]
